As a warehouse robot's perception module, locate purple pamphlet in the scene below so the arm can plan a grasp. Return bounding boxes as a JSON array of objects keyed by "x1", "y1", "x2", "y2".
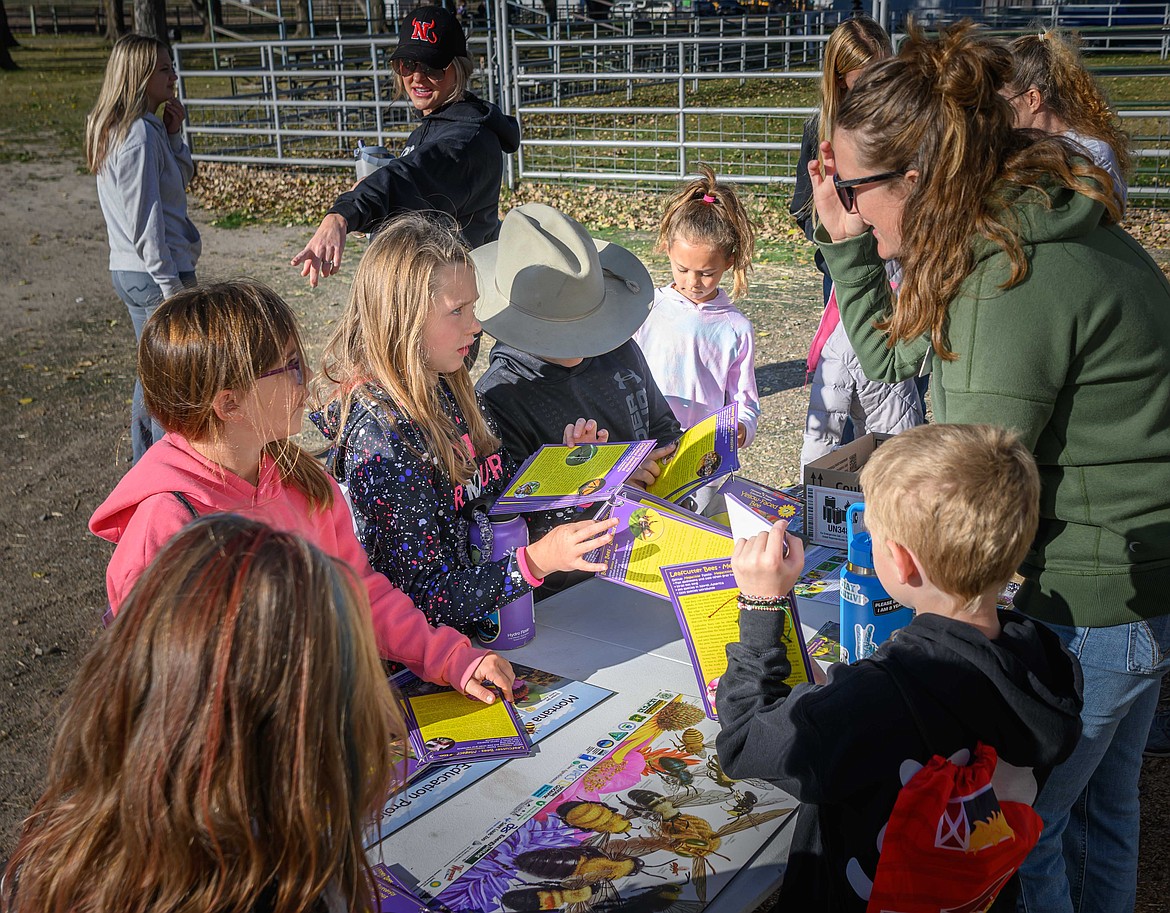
[
  {"x1": 490, "y1": 440, "x2": 657, "y2": 514},
  {"x1": 371, "y1": 864, "x2": 439, "y2": 913},
  {"x1": 719, "y1": 475, "x2": 806, "y2": 539}
]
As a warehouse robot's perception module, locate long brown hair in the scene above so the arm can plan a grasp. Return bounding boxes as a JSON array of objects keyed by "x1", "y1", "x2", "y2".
[
  {"x1": 1007, "y1": 29, "x2": 1131, "y2": 178},
  {"x1": 2, "y1": 515, "x2": 403, "y2": 913},
  {"x1": 836, "y1": 19, "x2": 1118, "y2": 360},
  {"x1": 85, "y1": 33, "x2": 169, "y2": 175},
  {"x1": 818, "y1": 15, "x2": 892, "y2": 147},
  {"x1": 314, "y1": 211, "x2": 499, "y2": 484},
  {"x1": 657, "y1": 163, "x2": 757, "y2": 299},
  {"x1": 139, "y1": 280, "x2": 334, "y2": 510}
]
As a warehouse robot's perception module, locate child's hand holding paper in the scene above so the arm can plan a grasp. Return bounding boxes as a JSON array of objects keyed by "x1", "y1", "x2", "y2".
[{"x1": 732, "y1": 520, "x2": 804, "y2": 598}]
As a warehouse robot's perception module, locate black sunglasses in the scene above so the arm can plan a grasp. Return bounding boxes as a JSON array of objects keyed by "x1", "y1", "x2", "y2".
[
  {"x1": 393, "y1": 58, "x2": 449, "y2": 81},
  {"x1": 834, "y1": 170, "x2": 906, "y2": 213}
]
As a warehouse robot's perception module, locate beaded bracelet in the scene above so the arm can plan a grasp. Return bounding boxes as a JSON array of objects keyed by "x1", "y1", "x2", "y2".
[{"x1": 737, "y1": 593, "x2": 791, "y2": 612}]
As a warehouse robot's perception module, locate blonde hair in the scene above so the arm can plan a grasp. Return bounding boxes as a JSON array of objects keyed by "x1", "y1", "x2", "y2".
[
  {"x1": 2, "y1": 514, "x2": 404, "y2": 913},
  {"x1": 1007, "y1": 29, "x2": 1131, "y2": 179},
  {"x1": 85, "y1": 33, "x2": 168, "y2": 175},
  {"x1": 860, "y1": 424, "x2": 1040, "y2": 603},
  {"x1": 836, "y1": 19, "x2": 1119, "y2": 361},
  {"x1": 818, "y1": 15, "x2": 892, "y2": 148},
  {"x1": 315, "y1": 211, "x2": 498, "y2": 485},
  {"x1": 657, "y1": 163, "x2": 757, "y2": 299},
  {"x1": 139, "y1": 280, "x2": 334, "y2": 511},
  {"x1": 393, "y1": 55, "x2": 475, "y2": 108}
]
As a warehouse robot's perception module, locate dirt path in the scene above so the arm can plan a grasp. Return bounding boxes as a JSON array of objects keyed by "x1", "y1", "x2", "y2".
[{"x1": 0, "y1": 159, "x2": 1165, "y2": 911}]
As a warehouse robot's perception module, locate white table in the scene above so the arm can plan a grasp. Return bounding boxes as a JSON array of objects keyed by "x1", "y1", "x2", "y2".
[{"x1": 368, "y1": 576, "x2": 832, "y2": 912}]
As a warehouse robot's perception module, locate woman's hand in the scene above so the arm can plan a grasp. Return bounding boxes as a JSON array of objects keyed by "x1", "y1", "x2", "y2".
[
  {"x1": 524, "y1": 517, "x2": 618, "y2": 579},
  {"x1": 291, "y1": 212, "x2": 349, "y2": 288},
  {"x1": 732, "y1": 520, "x2": 804, "y2": 599},
  {"x1": 809, "y1": 140, "x2": 870, "y2": 244},
  {"x1": 562, "y1": 418, "x2": 610, "y2": 447},
  {"x1": 463, "y1": 653, "x2": 517, "y2": 704},
  {"x1": 161, "y1": 98, "x2": 186, "y2": 135},
  {"x1": 626, "y1": 442, "x2": 677, "y2": 490}
]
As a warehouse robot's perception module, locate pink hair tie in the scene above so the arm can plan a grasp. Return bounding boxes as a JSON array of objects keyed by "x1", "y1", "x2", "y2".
[{"x1": 702, "y1": 193, "x2": 716, "y2": 204}]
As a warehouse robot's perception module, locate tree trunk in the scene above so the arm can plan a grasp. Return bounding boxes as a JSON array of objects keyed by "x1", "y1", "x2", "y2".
[
  {"x1": 0, "y1": 0, "x2": 20, "y2": 57},
  {"x1": 103, "y1": 0, "x2": 125, "y2": 40},
  {"x1": 294, "y1": 0, "x2": 310, "y2": 37},
  {"x1": 133, "y1": 0, "x2": 167, "y2": 40}
]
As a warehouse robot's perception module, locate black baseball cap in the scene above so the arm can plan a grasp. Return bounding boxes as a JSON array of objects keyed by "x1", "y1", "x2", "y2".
[{"x1": 390, "y1": 6, "x2": 468, "y2": 69}]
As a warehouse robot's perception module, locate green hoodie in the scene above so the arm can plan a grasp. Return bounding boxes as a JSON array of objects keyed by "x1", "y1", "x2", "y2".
[{"x1": 820, "y1": 186, "x2": 1170, "y2": 628}]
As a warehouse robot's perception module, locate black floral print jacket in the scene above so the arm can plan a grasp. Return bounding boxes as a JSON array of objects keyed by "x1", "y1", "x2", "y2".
[{"x1": 312, "y1": 381, "x2": 534, "y2": 635}]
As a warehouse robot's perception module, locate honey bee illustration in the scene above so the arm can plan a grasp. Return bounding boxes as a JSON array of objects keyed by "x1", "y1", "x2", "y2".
[
  {"x1": 555, "y1": 800, "x2": 639, "y2": 844},
  {"x1": 514, "y1": 843, "x2": 660, "y2": 885},
  {"x1": 621, "y1": 808, "x2": 794, "y2": 903}
]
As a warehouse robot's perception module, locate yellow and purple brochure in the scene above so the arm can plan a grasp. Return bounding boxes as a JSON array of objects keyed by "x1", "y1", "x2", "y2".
[
  {"x1": 591, "y1": 486, "x2": 733, "y2": 600},
  {"x1": 490, "y1": 440, "x2": 657, "y2": 514},
  {"x1": 661, "y1": 557, "x2": 814, "y2": 720},
  {"x1": 648, "y1": 403, "x2": 740, "y2": 503},
  {"x1": 720, "y1": 475, "x2": 805, "y2": 540},
  {"x1": 396, "y1": 673, "x2": 532, "y2": 766}
]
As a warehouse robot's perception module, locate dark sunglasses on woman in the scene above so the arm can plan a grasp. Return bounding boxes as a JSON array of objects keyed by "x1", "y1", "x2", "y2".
[{"x1": 392, "y1": 58, "x2": 449, "y2": 82}]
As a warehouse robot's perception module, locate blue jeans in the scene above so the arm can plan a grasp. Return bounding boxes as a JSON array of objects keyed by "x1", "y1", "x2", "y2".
[
  {"x1": 1017, "y1": 613, "x2": 1170, "y2": 913},
  {"x1": 111, "y1": 270, "x2": 196, "y2": 462}
]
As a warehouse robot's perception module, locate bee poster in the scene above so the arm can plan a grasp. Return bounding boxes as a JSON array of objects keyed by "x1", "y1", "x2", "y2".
[
  {"x1": 491, "y1": 440, "x2": 657, "y2": 514},
  {"x1": 592, "y1": 488, "x2": 733, "y2": 600},
  {"x1": 662, "y1": 559, "x2": 814, "y2": 722},
  {"x1": 367, "y1": 666, "x2": 615, "y2": 846},
  {"x1": 647, "y1": 404, "x2": 740, "y2": 503},
  {"x1": 420, "y1": 691, "x2": 796, "y2": 912},
  {"x1": 718, "y1": 476, "x2": 804, "y2": 541}
]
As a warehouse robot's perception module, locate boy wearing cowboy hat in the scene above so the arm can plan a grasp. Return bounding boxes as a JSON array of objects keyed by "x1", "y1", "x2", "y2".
[{"x1": 474, "y1": 204, "x2": 682, "y2": 593}]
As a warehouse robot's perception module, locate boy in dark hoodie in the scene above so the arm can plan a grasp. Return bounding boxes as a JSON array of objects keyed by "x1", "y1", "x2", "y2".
[{"x1": 716, "y1": 423, "x2": 1083, "y2": 913}]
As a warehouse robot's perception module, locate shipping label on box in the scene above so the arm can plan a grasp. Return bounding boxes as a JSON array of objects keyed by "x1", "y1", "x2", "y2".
[{"x1": 803, "y1": 433, "x2": 893, "y2": 548}]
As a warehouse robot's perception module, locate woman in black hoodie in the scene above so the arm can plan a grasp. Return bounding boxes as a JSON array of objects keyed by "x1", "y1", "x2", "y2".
[{"x1": 292, "y1": 5, "x2": 520, "y2": 289}]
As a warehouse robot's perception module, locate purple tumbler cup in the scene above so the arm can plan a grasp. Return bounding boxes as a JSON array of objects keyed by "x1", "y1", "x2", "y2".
[{"x1": 469, "y1": 511, "x2": 536, "y2": 649}]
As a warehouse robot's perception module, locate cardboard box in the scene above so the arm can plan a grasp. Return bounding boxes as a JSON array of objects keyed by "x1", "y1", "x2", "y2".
[{"x1": 803, "y1": 433, "x2": 894, "y2": 548}]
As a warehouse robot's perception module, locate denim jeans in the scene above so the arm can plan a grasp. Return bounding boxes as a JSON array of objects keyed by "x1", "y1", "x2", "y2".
[
  {"x1": 111, "y1": 270, "x2": 196, "y2": 462},
  {"x1": 1017, "y1": 612, "x2": 1170, "y2": 913}
]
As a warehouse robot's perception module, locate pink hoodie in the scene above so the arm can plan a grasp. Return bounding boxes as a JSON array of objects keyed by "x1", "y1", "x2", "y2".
[{"x1": 89, "y1": 433, "x2": 485, "y2": 691}]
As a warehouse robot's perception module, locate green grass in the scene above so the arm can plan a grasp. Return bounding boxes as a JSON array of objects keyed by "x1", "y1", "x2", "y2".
[{"x1": 0, "y1": 36, "x2": 110, "y2": 163}]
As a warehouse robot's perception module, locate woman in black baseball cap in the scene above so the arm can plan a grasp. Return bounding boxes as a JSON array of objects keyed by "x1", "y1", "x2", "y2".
[{"x1": 293, "y1": 5, "x2": 519, "y2": 290}]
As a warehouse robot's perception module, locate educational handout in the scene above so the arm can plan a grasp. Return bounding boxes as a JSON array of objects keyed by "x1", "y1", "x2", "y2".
[
  {"x1": 719, "y1": 476, "x2": 806, "y2": 540},
  {"x1": 421, "y1": 691, "x2": 797, "y2": 912},
  {"x1": 648, "y1": 404, "x2": 740, "y2": 502},
  {"x1": 591, "y1": 487, "x2": 733, "y2": 599},
  {"x1": 662, "y1": 558, "x2": 814, "y2": 720},
  {"x1": 489, "y1": 440, "x2": 657, "y2": 514},
  {"x1": 366, "y1": 666, "x2": 614, "y2": 845},
  {"x1": 792, "y1": 543, "x2": 848, "y2": 610},
  {"x1": 395, "y1": 672, "x2": 533, "y2": 767}
]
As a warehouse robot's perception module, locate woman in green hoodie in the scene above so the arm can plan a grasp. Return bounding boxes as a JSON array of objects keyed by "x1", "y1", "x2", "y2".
[{"x1": 807, "y1": 20, "x2": 1170, "y2": 913}]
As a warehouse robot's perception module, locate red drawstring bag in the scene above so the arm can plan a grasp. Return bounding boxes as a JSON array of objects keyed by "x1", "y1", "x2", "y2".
[
  {"x1": 866, "y1": 660, "x2": 1043, "y2": 913},
  {"x1": 866, "y1": 742, "x2": 1042, "y2": 913}
]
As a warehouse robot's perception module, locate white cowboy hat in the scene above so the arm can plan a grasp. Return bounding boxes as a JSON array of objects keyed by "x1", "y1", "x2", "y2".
[{"x1": 470, "y1": 203, "x2": 653, "y2": 359}]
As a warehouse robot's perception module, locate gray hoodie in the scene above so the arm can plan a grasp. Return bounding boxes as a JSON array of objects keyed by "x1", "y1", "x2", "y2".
[{"x1": 97, "y1": 113, "x2": 201, "y2": 297}]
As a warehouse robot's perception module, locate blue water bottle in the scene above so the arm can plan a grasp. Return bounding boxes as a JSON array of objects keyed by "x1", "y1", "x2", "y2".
[
  {"x1": 469, "y1": 510, "x2": 536, "y2": 649},
  {"x1": 839, "y1": 503, "x2": 913, "y2": 662}
]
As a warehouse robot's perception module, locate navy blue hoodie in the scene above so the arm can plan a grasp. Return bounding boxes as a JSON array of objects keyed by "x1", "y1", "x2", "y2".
[{"x1": 328, "y1": 93, "x2": 520, "y2": 247}]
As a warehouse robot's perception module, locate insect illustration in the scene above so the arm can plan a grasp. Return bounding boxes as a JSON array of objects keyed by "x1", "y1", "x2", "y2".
[
  {"x1": 704, "y1": 754, "x2": 771, "y2": 793},
  {"x1": 501, "y1": 876, "x2": 616, "y2": 913},
  {"x1": 671, "y1": 728, "x2": 716, "y2": 757},
  {"x1": 514, "y1": 843, "x2": 658, "y2": 885},
  {"x1": 628, "y1": 507, "x2": 664, "y2": 542},
  {"x1": 555, "y1": 800, "x2": 639, "y2": 844},
  {"x1": 620, "y1": 788, "x2": 728, "y2": 825},
  {"x1": 593, "y1": 880, "x2": 703, "y2": 913},
  {"x1": 646, "y1": 755, "x2": 698, "y2": 795},
  {"x1": 621, "y1": 808, "x2": 795, "y2": 904}
]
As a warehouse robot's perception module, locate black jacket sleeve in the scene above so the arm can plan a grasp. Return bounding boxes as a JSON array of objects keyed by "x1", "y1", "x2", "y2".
[{"x1": 789, "y1": 115, "x2": 820, "y2": 242}]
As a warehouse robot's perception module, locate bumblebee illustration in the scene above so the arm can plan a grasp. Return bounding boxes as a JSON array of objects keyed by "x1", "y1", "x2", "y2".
[
  {"x1": 515, "y1": 843, "x2": 656, "y2": 884},
  {"x1": 556, "y1": 800, "x2": 638, "y2": 842},
  {"x1": 620, "y1": 788, "x2": 728, "y2": 824}
]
